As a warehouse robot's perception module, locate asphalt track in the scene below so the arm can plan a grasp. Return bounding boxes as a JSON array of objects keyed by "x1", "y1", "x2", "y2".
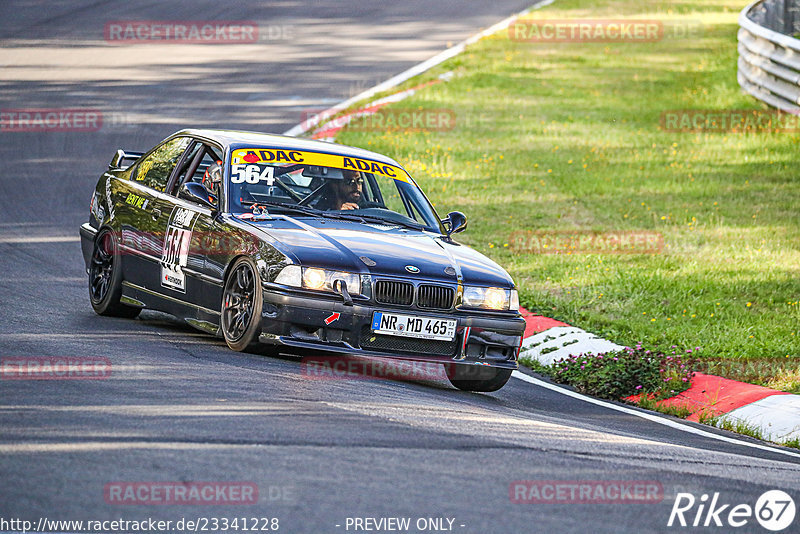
[{"x1": 1, "y1": 2, "x2": 799, "y2": 533}]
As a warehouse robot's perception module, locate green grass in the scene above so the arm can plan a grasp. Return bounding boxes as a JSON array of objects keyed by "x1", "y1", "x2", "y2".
[
  {"x1": 705, "y1": 414, "x2": 766, "y2": 442},
  {"x1": 636, "y1": 395, "x2": 694, "y2": 419},
  {"x1": 697, "y1": 411, "x2": 800, "y2": 447},
  {"x1": 332, "y1": 0, "x2": 800, "y2": 388}
]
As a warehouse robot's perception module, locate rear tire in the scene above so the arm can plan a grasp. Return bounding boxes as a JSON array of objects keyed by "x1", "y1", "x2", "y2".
[
  {"x1": 221, "y1": 257, "x2": 263, "y2": 352},
  {"x1": 445, "y1": 364, "x2": 513, "y2": 392},
  {"x1": 89, "y1": 228, "x2": 141, "y2": 318}
]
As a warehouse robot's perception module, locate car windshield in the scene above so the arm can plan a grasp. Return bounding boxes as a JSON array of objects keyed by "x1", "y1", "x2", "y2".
[{"x1": 226, "y1": 147, "x2": 441, "y2": 230}]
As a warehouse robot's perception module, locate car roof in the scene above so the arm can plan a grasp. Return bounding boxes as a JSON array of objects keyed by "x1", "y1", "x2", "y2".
[{"x1": 174, "y1": 128, "x2": 403, "y2": 167}]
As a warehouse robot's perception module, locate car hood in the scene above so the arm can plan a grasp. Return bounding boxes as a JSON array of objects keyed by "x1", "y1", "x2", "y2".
[{"x1": 241, "y1": 216, "x2": 514, "y2": 287}]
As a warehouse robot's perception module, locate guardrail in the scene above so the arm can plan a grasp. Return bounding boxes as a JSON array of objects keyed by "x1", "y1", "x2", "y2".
[{"x1": 738, "y1": 0, "x2": 800, "y2": 113}]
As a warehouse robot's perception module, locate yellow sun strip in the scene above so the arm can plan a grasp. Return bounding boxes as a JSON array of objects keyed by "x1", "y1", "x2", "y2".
[{"x1": 231, "y1": 148, "x2": 411, "y2": 183}]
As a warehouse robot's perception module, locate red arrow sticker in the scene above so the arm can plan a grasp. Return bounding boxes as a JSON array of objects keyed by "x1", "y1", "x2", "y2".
[{"x1": 324, "y1": 312, "x2": 340, "y2": 325}]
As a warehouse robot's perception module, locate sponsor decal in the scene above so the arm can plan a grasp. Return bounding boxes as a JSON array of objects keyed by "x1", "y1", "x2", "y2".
[
  {"x1": 172, "y1": 207, "x2": 196, "y2": 228},
  {"x1": 242, "y1": 149, "x2": 304, "y2": 163},
  {"x1": 124, "y1": 192, "x2": 149, "y2": 210},
  {"x1": 342, "y1": 157, "x2": 397, "y2": 178},
  {"x1": 90, "y1": 192, "x2": 105, "y2": 223},
  {"x1": 230, "y1": 148, "x2": 410, "y2": 183},
  {"x1": 105, "y1": 176, "x2": 116, "y2": 221}
]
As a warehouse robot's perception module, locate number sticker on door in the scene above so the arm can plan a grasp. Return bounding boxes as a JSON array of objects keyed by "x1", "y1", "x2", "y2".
[{"x1": 161, "y1": 208, "x2": 196, "y2": 292}]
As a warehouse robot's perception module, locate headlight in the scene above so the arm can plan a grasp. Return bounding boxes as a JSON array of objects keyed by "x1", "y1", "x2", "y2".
[
  {"x1": 303, "y1": 267, "x2": 327, "y2": 290},
  {"x1": 274, "y1": 265, "x2": 301, "y2": 287},
  {"x1": 462, "y1": 286, "x2": 487, "y2": 308},
  {"x1": 273, "y1": 265, "x2": 361, "y2": 294},
  {"x1": 459, "y1": 286, "x2": 518, "y2": 311}
]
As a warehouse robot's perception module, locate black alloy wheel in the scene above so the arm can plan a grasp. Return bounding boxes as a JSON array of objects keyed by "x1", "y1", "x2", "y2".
[
  {"x1": 89, "y1": 229, "x2": 140, "y2": 318},
  {"x1": 221, "y1": 257, "x2": 263, "y2": 351}
]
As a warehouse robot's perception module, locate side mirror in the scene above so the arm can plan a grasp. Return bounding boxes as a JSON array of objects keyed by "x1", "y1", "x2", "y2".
[
  {"x1": 180, "y1": 182, "x2": 217, "y2": 210},
  {"x1": 442, "y1": 211, "x2": 467, "y2": 237}
]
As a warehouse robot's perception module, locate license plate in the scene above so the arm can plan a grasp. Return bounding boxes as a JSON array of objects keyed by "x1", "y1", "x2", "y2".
[{"x1": 371, "y1": 311, "x2": 457, "y2": 341}]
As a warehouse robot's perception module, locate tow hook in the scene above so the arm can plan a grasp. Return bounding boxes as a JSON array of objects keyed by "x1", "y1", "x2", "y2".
[{"x1": 333, "y1": 279, "x2": 353, "y2": 306}]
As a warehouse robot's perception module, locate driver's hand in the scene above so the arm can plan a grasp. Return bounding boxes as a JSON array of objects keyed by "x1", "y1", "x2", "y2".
[{"x1": 341, "y1": 202, "x2": 359, "y2": 210}]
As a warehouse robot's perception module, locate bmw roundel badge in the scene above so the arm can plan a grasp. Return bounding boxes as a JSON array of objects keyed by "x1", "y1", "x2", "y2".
[{"x1": 405, "y1": 265, "x2": 420, "y2": 273}]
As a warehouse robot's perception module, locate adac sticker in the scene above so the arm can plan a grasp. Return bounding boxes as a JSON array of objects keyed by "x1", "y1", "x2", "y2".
[{"x1": 230, "y1": 148, "x2": 410, "y2": 183}]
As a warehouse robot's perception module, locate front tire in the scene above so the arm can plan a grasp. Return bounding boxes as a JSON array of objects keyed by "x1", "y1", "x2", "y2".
[
  {"x1": 89, "y1": 228, "x2": 140, "y2": 318},
  {"x1": 221, "y1": 257, "x2": 263, "y2": 352},
  {"x1": 445, "y1": 364, "x2": 513, "y2": 392}
]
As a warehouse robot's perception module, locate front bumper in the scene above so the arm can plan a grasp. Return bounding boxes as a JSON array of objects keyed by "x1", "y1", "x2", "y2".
[{"x1": 258, "y1": 286, "x2": 524, "y2": 370}]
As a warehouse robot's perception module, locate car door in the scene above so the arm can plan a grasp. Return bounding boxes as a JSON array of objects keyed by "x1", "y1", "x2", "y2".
[
  {"x1": 120, "y1": 136, "x2": 193, "y2": 290},
  {"x1": 163, "y1": 140, "x2": 228, "y2": 320}
]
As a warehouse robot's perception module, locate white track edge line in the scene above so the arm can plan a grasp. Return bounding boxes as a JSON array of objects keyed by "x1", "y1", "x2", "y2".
[
  {"x1": 511, "y1": 371, "x2": 800, "y2": 460},
  {"x1": 0, "y1": 236, "x2": 80, "y2": 243},
  {"x1": 282, "y1": 0, "x2": 556, "y2": 137}
]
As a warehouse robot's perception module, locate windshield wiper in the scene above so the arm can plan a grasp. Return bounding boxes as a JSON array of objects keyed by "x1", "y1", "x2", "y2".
[
  {"x1": 239, "y1": 201, "x2": 427, "y2": 230},
  {"x1": 240, "y1": 200, "x2": 323, "y2": 218},
  {"x1": 302, "y1": 210, "x2": 422, "y2": 229},
  {"x1": 353, "y1": 213, "x2": 425, "y2": 230},
  {"x1": 240, "y1": 201, "x2": 368, "y2": 223}
]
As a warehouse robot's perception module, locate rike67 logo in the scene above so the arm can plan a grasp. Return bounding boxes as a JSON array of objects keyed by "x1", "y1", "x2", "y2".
[{"x1": 668, "y1": 490, "x2": 795, "y2": 531}]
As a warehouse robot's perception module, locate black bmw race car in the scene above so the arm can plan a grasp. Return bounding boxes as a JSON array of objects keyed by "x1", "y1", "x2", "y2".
[{"x1": 80, "y1": 129, "x2": 525, "y2": 391}]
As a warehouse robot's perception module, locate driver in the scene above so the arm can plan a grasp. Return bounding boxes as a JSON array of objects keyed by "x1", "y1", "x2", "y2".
[
  {"x1": 326, "y1": 169, "x2": 363, "y2": 210},
  {"x1": 202, "y1": 160, "x2": 223, "y2": 205}
]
